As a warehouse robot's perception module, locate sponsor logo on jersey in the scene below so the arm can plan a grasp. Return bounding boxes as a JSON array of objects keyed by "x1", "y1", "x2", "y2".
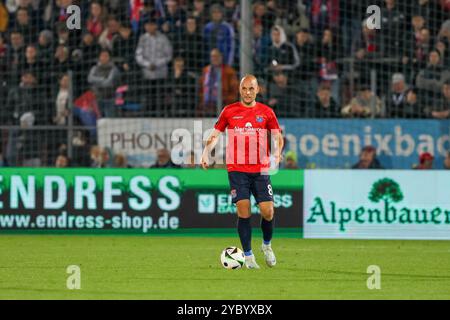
[{"x1": 256, "y1": 116, "x2": 264, "y2": 123}]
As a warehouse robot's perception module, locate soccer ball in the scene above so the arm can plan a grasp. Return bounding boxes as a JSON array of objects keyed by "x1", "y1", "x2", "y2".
[{"x1": 220, "y1": 247, "x2": 245, "y2": 269}]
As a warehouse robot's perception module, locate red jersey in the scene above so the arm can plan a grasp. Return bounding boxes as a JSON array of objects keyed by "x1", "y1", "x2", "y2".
[{"x1": 214, "y1": 102, "x2": 281, "y2": 173}]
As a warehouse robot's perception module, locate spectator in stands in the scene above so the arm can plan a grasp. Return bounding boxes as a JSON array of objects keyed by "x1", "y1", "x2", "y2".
[
  {"x1": 294, "y1": 29, "x2": 317, "y2": 95},
  {"x1": 46, "y1": 0, "x2": 72, "y2": 28},
  {"x1": 90, "y1": 145, "x2": 102, "y2": 167},
  {"x1": 88, "y1": 50, "x2": 121, "y2": 118},
  {"x1": 352, "y1": 146, "x2": 383, "y2": 169},
  {"x1": 173, "y1": 15, "x2": 205, "y2": 73},
  {"x1": 274, "y1": 1, "x2": 308, "y2": 38},
  {"x1": 342, "y1": 85, "x2": 383, "y2": 118},
  {"x1": 197, "y1": 48, "x2": 239, "y2": 117},
  {"x1": 191, "y1": 0, "x2": 208, "y2": 30},
  {"x1": 22, "y1": 45, "x2": 44, "y2": 81},
  {"x1": 54, "y1": 74, "x2": 69, "y2": 125},
  {"x1": 113, "y1": 153, "x2": 130, "y2": 168},
  {"x1": 354, "y1": 20, "x2": 383, "y2": 85},
  {"x1": 268, "y1": 71, "x2": 301, "y2": 117},
  {"x1": 252, "y1": 23, "x2": 271, "y2": 77},
  {"x1": 415, "y1": 152, "x2": 434, "y2": 169},
  {"x1": 386, "y1": 73, "x2": 409, "y2": 117},
  {"x1": 317, "y1": 28, "x2": 340, "y2": 104},
  {"x1": 403, "y1": 15, "x2": 430, "y2": 74},
  {"x1": 253, "y1": 1, "x2": 276, "y2": 34},
  {"x1": 400, "y1": 87, "x2": 425, "y2": 118},
  {"x1": 425, "y1": 80, "x2": 450, "y2": 119},
  {"x1": 5, "y1": 30, "x2": 25, "y2": 85},
  {"x1": 313, "y1": 84, "x2": 340, "y2": 118},
  {"x1": 18, "y1": 111, "x2": 42, "y2": 167},
  {"x1": 86, "y1": 1, "x2": 106, "y2": 39},
  {"x1": 283, "y1": 150, "x2": 299, "y2": 169},
  {"x1": 166, "y1": 56, "x2": 197, "y2": 117},
  {"x1": 13, "y1": 7, "x2": 35, "y2": 44},
  {"x1": 416, "y1": 50, "x2": 450, "y2": 104},
  {"x1": 203, "y1": 4, "x2": 235, "y2": 66},
  {"x1": 37, "y1": 30, "x2": 54, "y2": 67},
  {"x1": 71, "y1": 32, "x2": 100, "y2": 95},
  {"x1": 267, "y1": 25, "x2": 299, "y2": 76},
  {"x1": 159, "y1": 0, "x2": 186, "y2": 37},
  {"x1": 0, "y1": 0, "x2": 8, "y2": 33},
  {"x1": 307, "y1": 0, "x2": 339, "y2": 39},
  {"x1": 135, "y1": 18, "x2": 173, "y2": 113},
  {"x1": 436, "y1": 37, "x2": 450, "y2": 69},
  {"x1": 55, "y1": 154, "x2": 70, "y2": 168},
  {"x1": 5, "y1": 72, "x2": 46, "y2": 167},
  {"x1": 6, "y1": 71, "x2": 45, "y2": 125},
  {"x1": 151, "y1": 148, "x2": 180, "y2": 168},
  {"x1": 56, "y1": 21, "x2": 78, "y2": 50},
  {"x1": 90, "y1": 146, "x2": 113, "y2": 168},
  {"x1": 223, "y1": 0, "x2": 240, "y2": 28},
  {"x1": 444, "y1": 151, "x2": 450, "y2": 169},
  {"x1": 98, "y1": 16, "x2": 121, "y2": 51},
  {"x1": 111, "y1": 23, "x2": 136, "y2": 70},
  {"x1": 52, "y1": 45, "x2": 71, "y2": 80},
  {"x1": 416, "y1": 0, "x2": 443, "y2": 36},
  {"x1": 380, "y1": 0, "x2": 406, "y2": 58}
]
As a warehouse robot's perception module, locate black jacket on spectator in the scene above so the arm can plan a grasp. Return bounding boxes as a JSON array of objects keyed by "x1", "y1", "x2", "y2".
[
  {"x1": 386, "y1": 90, "x2": 407, "y2": 117},
  {"x1": 173, "y1": 31, "x2": 205, "y2": 73},
  {"x1": 380, "y1": 4, "x2": 406, "y2": 58},
  {"x1": 5, "y1": 85, "x2": 50, "y2": 125},
  {"x1": 312, "y1": 97, "x2": 341, "y2": 118},
  {"x1": 268, "y1": 81, "x2": 301, "y2": 117},
  {"x1": 165, "y1": 69, "x2": 198, "y2": 117},
  {"x1": 5, "y1": 45, "x2": 25, "y2": 85},
  {"x1": 389, "y1": 100, "x2": 424, "y2": 118},
  {"x1": 111, "y1": 34, "x2": 137, "y2": 67},
  {"x1": 267, "y1": 42, "x2": 299, "y2": 74},
  {"x1": 295, "y1": 41, "x2": 317, "y2": 81}
]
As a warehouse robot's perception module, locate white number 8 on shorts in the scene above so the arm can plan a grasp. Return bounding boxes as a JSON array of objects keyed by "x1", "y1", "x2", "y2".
[{"x1": 267, "y1": 184, "x2": 273, "y2": 196}]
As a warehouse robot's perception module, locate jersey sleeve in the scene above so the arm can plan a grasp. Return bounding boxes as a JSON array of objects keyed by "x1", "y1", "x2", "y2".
[
  {"x1": 214, "y1": 108, "x2": 228, "y2": 132},
  {"x1": 266, "y1": 108, "x2": 281, "y2": 132}
]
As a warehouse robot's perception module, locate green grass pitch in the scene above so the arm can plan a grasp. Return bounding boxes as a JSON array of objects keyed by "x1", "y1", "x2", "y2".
[{"x1": 0, "y1": 234, "x2": 449, "y2": 299}]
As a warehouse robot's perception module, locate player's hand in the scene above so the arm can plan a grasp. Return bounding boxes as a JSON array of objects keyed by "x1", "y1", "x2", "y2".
[
  {"x1": 201, "y1": 155, "x2": 209, "y2": 170},
  {"x1": 274, "y1": 153, "x2": 283, "y2": 165}
]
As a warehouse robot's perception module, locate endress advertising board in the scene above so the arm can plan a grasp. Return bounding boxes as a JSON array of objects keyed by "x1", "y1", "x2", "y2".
[
  {"x1": 304, "y1": 170, "x2": 450, "y2": 240},
  {"x1": 0, "y1": 169, "x2": 303, "y2": 234}
]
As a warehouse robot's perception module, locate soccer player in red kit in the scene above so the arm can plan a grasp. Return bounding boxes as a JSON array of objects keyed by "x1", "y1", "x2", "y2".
[{"x1": 201, "y1": 75, "x2": 284, "y2": 269}]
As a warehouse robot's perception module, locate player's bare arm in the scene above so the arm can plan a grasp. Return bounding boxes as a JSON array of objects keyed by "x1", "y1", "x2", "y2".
[{"x1": 201, "y1": 129, "x2": 222, "y2": 170}]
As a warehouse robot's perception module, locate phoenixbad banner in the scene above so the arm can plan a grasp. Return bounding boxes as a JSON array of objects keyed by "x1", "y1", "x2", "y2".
[
  {"x1": 0, "y1": 168, "x2": 303, "y2": 234},
  {"x1": 282, "y1": 119, "x2": 450, "y2": 169},
  {"x1": 98, "y1": 118, "x2": 450, "y2": 169},
  {"x1": 304, "y1": 170, "x2": 450, "y2": 240}
]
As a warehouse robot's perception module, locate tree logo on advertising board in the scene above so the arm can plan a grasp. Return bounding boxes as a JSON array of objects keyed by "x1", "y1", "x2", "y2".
[
  {"x1": 368, "y1": 178, "x2": 404, "y2": 206},
  {"x1": 307, "y1": 178, "x2": 450, "y2": 232}
]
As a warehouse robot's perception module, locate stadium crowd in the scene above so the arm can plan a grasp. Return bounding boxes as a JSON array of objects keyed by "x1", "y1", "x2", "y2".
[{"x1": 0, "y1": 0, "x2": 450, "y2": 168}]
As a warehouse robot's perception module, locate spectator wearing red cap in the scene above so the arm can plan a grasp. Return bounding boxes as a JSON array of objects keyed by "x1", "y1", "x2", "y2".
[
  {"x1": 352, "y1": 146, "x2": 384, "y2": 169},
  {"x1": 415, "y1": 152, "x2": 434, "y2": 169}
]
